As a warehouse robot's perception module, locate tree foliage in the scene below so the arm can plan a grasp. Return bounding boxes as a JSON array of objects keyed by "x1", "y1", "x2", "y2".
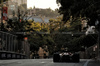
[
  {"x1": 57, "y1": 0, "x2": 100, "y2": 25},
  {"x1": 49, "y1": 14, "x2": 98, "y2": 52},
  {"x1": 49, "y1": 16, "x2": 64, "y2": 32},
  {"x1": 0, "y1": 0, "x2": 8, "y2": 3}
]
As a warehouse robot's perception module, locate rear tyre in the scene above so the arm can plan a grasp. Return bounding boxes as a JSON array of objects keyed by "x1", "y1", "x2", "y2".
[
  {"x1": 53, "y1": 53, "x2": 60, "y2": 62},
  {"x1": 72, "y1": 54, "x2": 80, "y2": 62}
]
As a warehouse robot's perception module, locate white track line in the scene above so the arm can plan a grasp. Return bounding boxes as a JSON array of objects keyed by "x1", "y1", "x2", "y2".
[{"x1": 83, "y1": 60, "x2": 91, "y2": 66}]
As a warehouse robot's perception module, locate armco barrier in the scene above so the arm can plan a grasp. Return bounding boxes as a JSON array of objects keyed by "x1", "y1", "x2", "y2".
[
  {"x1": 0, "y1": 51, "x2": 7, "y2": 59},
  {"x1": 0, "y1": 51, "x2": 26, "y2": 59},
  {"x1": 12, "y1": 53, "x2": 16, "y2": 59},
  {"x1": 6, "y1": 53, "x2": 12, "y2": 59}
]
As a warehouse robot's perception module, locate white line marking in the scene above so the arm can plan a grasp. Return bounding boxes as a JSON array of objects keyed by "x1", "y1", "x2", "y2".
[
  {"x1": 40, "y1": 62, "x2": 45, "y2": 63},
  {"x1": 83, "y1": 60, "x2": 91, "y2": 66}
]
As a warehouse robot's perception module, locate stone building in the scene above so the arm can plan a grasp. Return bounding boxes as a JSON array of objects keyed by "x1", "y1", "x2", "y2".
[{"x1": 0, "y1": 0, "x2": 27, "y2": 19}]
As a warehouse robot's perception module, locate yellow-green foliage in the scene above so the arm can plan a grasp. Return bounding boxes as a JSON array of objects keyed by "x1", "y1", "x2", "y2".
[
  {"x1": 27, "y1": 20, "x2": 49, "y2": 32},
  {"x1": 32, "y1": 22, "x2": 41, "y2": 31}
]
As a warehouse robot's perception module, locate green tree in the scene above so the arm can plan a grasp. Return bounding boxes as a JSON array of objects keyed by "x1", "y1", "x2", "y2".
[
  {"x1": 56, "y1": 0, "x2": 100, "y2": 26},
  {"x1": 28, "y1": 33, "x2": 55, "y2": 55},
  {"x1": 49, "y1": 16, "x2": 64, "y2": 33},
  {"x1": 0, "y1": 0, "x2": 8, "y2": 4}
]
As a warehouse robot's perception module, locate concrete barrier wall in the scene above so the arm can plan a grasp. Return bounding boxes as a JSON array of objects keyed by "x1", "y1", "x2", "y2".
[{"x1": 0, "y1": 51, "x2": 26, "y2": 59}]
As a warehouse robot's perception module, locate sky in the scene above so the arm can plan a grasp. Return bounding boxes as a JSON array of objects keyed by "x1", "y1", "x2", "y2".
[{"x1": 27, "y1": 0, "x2": 59, "y2": 10}]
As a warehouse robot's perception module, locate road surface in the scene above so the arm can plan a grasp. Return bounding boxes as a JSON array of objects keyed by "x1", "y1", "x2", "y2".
[{"x1": 0, "y1": 59, "x2": 99, "y2": 66}]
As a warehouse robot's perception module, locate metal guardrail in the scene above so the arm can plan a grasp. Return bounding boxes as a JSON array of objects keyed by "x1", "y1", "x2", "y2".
[
  {"x1": 0, "y1": 31, "x2": 17, "y2": 51},
  {"x1": 0, "y1": 31, "x2": 27, "y2": 59},
  {"x1": 0, "y1": 51, "x2": 26, "y2": 59}
]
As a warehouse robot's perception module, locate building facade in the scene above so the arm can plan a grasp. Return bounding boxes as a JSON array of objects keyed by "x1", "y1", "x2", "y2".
[
  {"x1": 10, "y1": 0, "x2": 27, "y2": 6},
  {"x1": 8, "y1": 0, "x2": 27, "y2": 19},
  {"x1": 0, "y1": 0, "x2": 27, "y2": 20}
]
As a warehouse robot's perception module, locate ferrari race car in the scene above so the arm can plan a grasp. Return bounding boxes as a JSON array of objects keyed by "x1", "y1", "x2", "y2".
[{"x1": 53, "y1": 52, "x2": 80, "y2": 62}]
